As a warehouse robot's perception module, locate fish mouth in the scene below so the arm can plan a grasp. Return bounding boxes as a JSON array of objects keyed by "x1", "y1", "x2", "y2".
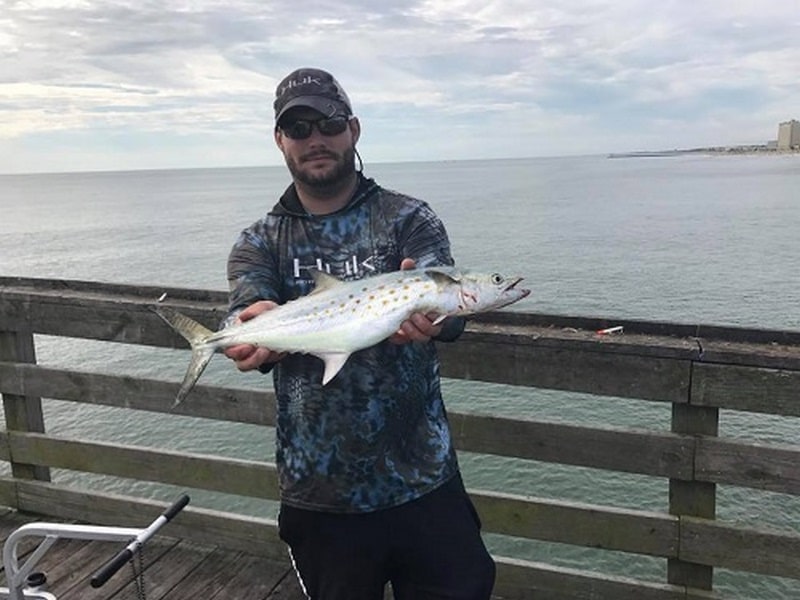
[{"x1": 506, "y1": 277, "x2": 531, "y2": 298}]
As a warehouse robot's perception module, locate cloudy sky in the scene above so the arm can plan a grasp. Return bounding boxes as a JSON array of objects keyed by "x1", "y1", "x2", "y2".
[{"x1": 2, "y1": 0, "x2": 799, "y2": 173}]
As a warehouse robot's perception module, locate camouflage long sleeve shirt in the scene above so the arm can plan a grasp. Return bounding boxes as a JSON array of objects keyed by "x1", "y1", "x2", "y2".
[{"x1": 226, "y1": 174, "x2": 462, "y2": 513}]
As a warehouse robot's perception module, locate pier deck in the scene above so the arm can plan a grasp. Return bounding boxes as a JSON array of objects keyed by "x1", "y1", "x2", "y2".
[{"x1": 0, "y1": 508, "x2": 306, "y2": 600}]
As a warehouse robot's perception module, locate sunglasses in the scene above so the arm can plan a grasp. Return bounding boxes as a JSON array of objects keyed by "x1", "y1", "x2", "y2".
[{"x1": 279, "y1": 116, "x2": 351, "y2": 140}]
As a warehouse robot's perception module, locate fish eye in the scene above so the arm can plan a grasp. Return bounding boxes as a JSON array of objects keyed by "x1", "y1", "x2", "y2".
[{"x1": 491, "y1": 273, "x2": 504, "y2": 285}]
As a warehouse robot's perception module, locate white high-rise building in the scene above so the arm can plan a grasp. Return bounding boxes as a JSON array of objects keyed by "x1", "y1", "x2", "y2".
[{"x1": 777, "y1": 120, "x2": 800, "y2": 149}]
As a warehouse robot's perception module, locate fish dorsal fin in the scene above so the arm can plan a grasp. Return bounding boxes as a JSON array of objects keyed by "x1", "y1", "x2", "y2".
[
  {"x1": 424, "y1": 267, "x2": 462, "y2": 285},
  {"x1": 308, "y1": 269, "x2": 343, "y2": 295},
  {"x1": 320, "y1": 352, "x2": 351, "y2": 385}
]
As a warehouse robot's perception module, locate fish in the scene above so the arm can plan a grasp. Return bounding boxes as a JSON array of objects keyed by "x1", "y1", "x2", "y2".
[{"x1": 154, "y1": 267, "x2": 530, "y2": 406}]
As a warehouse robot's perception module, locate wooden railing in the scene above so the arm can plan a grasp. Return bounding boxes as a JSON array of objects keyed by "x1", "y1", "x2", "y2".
[{"x1": 1, "y1": 276, "x2": 799, "y2": 599}]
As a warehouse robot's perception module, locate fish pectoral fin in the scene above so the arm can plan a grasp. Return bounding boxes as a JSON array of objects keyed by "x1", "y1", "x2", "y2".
[
  {"x1": 308, "y1": 269, "x2": 343, "y2": 295},
  {"x1": 319, "y1": 353, "x2": 351, "y2": 385}
]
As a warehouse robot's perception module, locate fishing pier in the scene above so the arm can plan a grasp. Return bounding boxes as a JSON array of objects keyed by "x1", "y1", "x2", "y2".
[{"x1": 1, "y1": 277, "x2": 799, "y2": 599}]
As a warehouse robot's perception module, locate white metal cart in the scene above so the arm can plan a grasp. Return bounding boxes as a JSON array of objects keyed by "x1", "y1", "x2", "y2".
[{"x1": 0, "y1": 495, "x2": 190, "y2": 600}]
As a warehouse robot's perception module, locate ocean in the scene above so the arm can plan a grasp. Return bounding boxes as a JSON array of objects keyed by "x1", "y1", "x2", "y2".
[{"x1": 1, "y1": 154, "x2": 799, "y2": 598}]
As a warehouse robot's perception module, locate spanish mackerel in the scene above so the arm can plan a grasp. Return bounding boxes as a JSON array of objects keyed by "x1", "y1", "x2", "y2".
[{"x1": 155, "y1": 267, "x2": 530, "y2": 405}]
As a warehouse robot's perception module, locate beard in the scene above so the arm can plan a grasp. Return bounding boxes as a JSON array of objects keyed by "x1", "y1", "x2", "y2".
[{"x1": 286, "y1": 145, "x2": 357, "y2": 193}]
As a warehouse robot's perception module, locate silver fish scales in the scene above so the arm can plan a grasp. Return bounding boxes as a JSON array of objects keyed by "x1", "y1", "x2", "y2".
[{"x1": 154, "y1": 267, "x2": 530, "y2": 406}]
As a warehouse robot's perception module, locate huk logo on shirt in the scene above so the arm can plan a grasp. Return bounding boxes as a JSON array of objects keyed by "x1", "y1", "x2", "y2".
[{"x1": 292, "y1": 255, "x2": 377, "y2": 279}]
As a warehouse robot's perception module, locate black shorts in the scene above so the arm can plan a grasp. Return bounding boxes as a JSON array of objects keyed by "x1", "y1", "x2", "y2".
[{"x1": 278, "y1": 473, "x2": 496, "y2": 600}]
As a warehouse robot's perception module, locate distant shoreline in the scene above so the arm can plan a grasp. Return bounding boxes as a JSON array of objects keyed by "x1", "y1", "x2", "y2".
[{"x1": 608, "y1": 146, "x2": 800, "y2": 159}]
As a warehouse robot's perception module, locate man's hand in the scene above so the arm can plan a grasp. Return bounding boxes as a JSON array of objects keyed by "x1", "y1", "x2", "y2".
[
  {"x1": 223, "y1": 301, "x2": 286, "y2": 371},
  {"x1": 389, "y1": 258, "x2": 444, "y2": 345}
]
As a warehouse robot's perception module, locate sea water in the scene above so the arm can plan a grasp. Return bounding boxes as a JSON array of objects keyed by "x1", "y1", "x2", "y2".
[{"x1": 1, "y1": 154, "x2": 799, "y2": 597}]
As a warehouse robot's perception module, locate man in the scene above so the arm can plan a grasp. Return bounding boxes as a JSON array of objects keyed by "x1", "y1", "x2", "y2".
[{"x1": 223, "y1": 67, "x2": 495, "y2": 600}]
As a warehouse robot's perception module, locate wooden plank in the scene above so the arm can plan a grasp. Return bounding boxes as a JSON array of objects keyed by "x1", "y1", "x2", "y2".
[
  {"x1": 0, "y1": 508, "x2": 303, "y2": 600},
  {"x1": 667, "y1": 480, "x2": 716, "y2": 524},
  {"x1": 206, "y1": 552, "x2": 296, "y2": 600},
  {"x1": 111, "y1": 539, "x2": 216, "y2": 600},
  {"x1": 11, "y1": 539, "x2": 112, "y2": 595},
  {"x1": 471, "y1": 491, "x2": 678, "y2": 558},
  {"x1": 3, "y1": 278, "x2": 800, "y2": 372},
  {"x1": 156, "y1": 547, "x2": 288, "y2": 600},
  {"x1": 0, "y1": 478, "x2": 16, "y2": 508},
  {"x1": 450, "y1": 413, "x2": 695, "y2": 479},
  {"x1": 0, "y1": 329, "x2": 50, "y2": 483},
  {"x1": 667, "y1": 397, "x2": 718, "y2": 590},
  {"x1": 0, "y1": 536, "x2": 87, "y2": 586},
  {"x1": 5, "y1": 432, "x2": 684, "y2": 553},
  {"x1": 439, "y1": 340, "x2": 692, "y2": 403},
  {"x1": 0, "y1": 277, "x2": 228, "y2": 305},
  {"x1": 10, "y1": 479, "x2": 289, "y2": 560},
  {"x1": 57, "y1": 536, "x2": 182, "y2": 600},
  {"x1": 492, "y1": 556, "x2": 724, "y2": 600},
  {"x1": 3, "y1": 313, "x2": 693, "y2": 406},
  {"x1": 4, "y1": 275, "x2": 799, "y2": 346},
  {"x1": 5, "y1": 279, "x2": 800, "y2": 391},
  {"x1": 0, "y1": 510, "x2": 27, "y2": 538},
  {"x1": 461, "y1": 321, "x2": 800, "y2": 372},
  {"x1": 2, "y1": 483, "x2": 780, "y2": 598},
  {"x1": 266, "y1": 570, "x2": 307, "y2": 600},
  {"x1": 695, "y1": 437, "x2": 800, "y2": 495},
  {"x1": 0, "y1": 509, "x2": 40, "y2": 575},
  {"x1": 0, "y1": 290, "x2": 223, "y2": 348},
  {"x1": 692, "y1": 362, "x2": 800, "y2": 416},
  {"x1": 9, "y1": 480, "x2": 761, "y2": 598},
  {"x1": 680, "y1": 516, "x2": 800, "y2": 579},
  {"x1": 694, "y1": 338, "x2": 800, "y2": 370},
  {"x1": 0, "y1": 362, "x2": 273, "y2": 426},
  {"x1": 166, "y1": 547, "x2": 251, "y2": 598},
  {"x1": 2, "y1": 432, "x2": 281, "y2": 500},
  {"x1": 460, "y1": 323, "x2": 700, "y2": 362},
  {"x1": 0, "y1": 369, "x2": 695, "y2": 479},
  {"x1": 470, "y1": 310, "x2": 800, "y2": 348},
  {"x1": 468, "y1": 311, "x2": 704, "y2": 341}
]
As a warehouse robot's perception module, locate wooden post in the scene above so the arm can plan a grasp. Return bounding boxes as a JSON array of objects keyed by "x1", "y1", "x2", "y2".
[
  {"x1": 0, "y1": 328, "x2": 51, "y2": 483},
  {"x1": 668, "y1": 368, "x2": 718, "y2": 591}
]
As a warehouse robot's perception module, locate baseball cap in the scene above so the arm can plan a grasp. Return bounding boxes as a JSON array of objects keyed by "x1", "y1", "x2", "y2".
[{"x1": 274, "y1": 68, "x2": 353, "y2": 123}]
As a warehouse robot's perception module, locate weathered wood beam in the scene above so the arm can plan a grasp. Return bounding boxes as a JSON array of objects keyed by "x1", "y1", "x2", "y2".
[{"x1": 0, "y1": 328, "x2": 50, "y2": 484}]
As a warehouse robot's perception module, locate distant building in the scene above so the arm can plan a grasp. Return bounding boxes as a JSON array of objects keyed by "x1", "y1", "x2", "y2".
[{"x1": 777, "y1": 119, "x2": 800, "y2": 150}]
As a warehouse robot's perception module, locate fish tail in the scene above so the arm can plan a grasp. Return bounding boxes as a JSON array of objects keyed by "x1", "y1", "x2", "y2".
[{"x1": 152, "y1": 306, "x2": 216, "y2": 406}]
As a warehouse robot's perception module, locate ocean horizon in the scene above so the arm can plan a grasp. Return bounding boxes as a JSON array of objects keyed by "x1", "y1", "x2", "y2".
[{"x1": 2, "y1": 154, "x2": 799, "y2": 598}]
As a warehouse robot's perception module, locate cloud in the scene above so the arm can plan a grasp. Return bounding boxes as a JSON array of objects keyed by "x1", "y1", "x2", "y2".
[{"x1": 1, "y1": 0, "x2": 799, "y2": 172}]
